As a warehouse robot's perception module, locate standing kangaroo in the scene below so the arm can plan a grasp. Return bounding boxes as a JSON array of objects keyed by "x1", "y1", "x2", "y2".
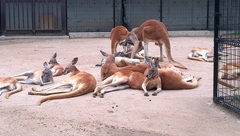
[
  {"x1": 110, "y1": 25, "x2": 129, "y2": 54},
  {"x1": 29, "y1": 57, "x2": 97, "y2": 105},
  {"x1": 123, "y1": 19, "x2": 187, "y2": 69},
  {"x1": 0, "y1": 77, "x2": 23, "y2": 99},
  {"x1": 12, "y1": 62, "x2": 54, "y2": 86},
  {"x1": 48, "y1": 53, "x2": 64, "y2": 77}
]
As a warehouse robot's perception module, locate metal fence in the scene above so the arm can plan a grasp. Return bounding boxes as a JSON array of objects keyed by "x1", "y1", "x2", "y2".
[
  {"x1": 0, "y1": 0, "x2": 216, "y2": 35},
  {"x1": 0, "y1": 0, "x2": 66, "y2": 36},
  {"x1": 214, "y1": 0, "x2": 240, "y2": 114}
]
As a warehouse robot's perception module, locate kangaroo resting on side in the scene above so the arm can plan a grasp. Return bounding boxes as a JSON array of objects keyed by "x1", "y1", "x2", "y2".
[
  {"x1": 48, "y1": 53, "x2": 64, "y2": 77},
  {"x1": 187, "y1": 47, "x2": 214, "y2": 62},
  {"x1": 29, "y1": 57, "x2": 97, "y2": 106},
  {"x1": 0, "y1": 77, "x2": 23, "y2": 99},
  {"x1": 123, "y1": 19, "x2": 187, "y2": 69},
  {"x1": 93, "y1": 57, "x2": 161, "y2": 97},
  {"x1": 12, "y1": 62, "x2": 54, "y2": 86},
  {"x1": 95, "y1": 50, "x2": 141, "y2": 67},
  {"x1": 99, "y1": 50, "x2": 149, "y2": 81},
  {"x1": 218, "y1": 62, "x2": 240, "y2": 91}
]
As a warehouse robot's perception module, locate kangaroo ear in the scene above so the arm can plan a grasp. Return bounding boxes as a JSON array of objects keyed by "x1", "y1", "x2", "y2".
[
  {"x1": 53, "y1": 52, "x2": 57, "y2": 58},
  {"x1": 114, "y1": 52, "x2": 122, "y2": 57},
  {"x1": 71, "y1": 57, "x2": 78, "y2": 65},
  {"x1": 100, "y1": 50, "x2": 108, "y2": 56},
  {"x1": 43, "y1": 62, "x2": 48, "y2": 68},
  {"x1": 153, "y1": 57, "x2": 160, "y2": 68}
]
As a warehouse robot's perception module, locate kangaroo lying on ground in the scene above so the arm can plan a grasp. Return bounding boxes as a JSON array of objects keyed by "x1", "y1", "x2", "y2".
[
  {"x1": 96, "y1": 50, "x2": 141, "y2": 67},
  {"x1": 12, "y1": 62, "x2": 54, "y2": 86},
  {"x1": 0, "y1": 77, "x2": 23, "y2": 98},
  {"x1": 99, "y1": 51, "x2": 149, "y2": 80},
  {"x1": 110, "y1": 25, "x2": 129, "y2": 54},
  {"x1": 187, "y1": 47, "x2": 214, "y2": 62},
  {"x1": 93, "y1": 57, "x2": 161, "y2": 97},
  {"x1": 48, "y1": 53, "x2": 64, "y2": 76},
  {"x1": 218, "y1": 62, "x2": 240, "y2": 91},
  {"x1": 123, "y1": 19, "x2": 187, "y2": 69},
  {"x1": 99, "y1": 51, "x2": 201, "y2": 91},
  {"x1": 29, "y1": 57, "x2": 97, "y2": 106}
]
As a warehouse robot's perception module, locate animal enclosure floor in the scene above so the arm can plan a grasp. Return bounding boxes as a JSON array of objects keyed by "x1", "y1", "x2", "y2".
[{"x1": 0, "y1": 37, "x2": 239, "y2": 136}]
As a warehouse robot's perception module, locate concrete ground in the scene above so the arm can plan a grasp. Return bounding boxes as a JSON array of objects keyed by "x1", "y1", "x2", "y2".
[{"x1": 0, "y1": 37, "x2": 239, "y2": 136}]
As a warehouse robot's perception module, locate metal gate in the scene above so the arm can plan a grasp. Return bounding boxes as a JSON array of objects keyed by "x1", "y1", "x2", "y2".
[
  {"x1": 213, "y1": 0, "x2": 240, "y2": 114},
  {"x1": 1, "y1": 0, "x2": 66, "y2": 36}
]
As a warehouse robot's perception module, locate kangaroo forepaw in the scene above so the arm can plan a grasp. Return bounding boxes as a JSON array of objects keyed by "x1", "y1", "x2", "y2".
[{"x1": 144, "y1": 93, "x2": 149, "y2": 96}]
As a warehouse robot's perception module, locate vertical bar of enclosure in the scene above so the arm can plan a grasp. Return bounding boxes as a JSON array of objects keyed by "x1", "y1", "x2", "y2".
[
  {"x1": 206, "y1": 0, "x2": 209, "y2": 30},
  {"x1": 213, "y1": 0, "x2": 220, "y2": 99},
  {"x1": 1, "y1": 0, "x2": 6, "y2": 33},
  {"x1": 159, "y1": 0, "x2": 162, "y2": 21},
  {"x1": 113, "y1": 0, "x2": 116, "y2": 27},
  {"x1": 61, "y1": 0, "x2": 66, "y2": 34},
  {"x1": 32, "y1": 0, "x2": 36, "y2": 34}
]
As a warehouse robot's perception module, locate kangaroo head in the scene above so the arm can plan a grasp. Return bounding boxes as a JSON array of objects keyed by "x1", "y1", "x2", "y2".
[
  {"x1": 145, "y1": 57, "x2": 159, "y2": 79},
  {"x1": 62, "y1": 57, "x2": 78, "y2": 75},
  {"x1": 41, "y1": 62, "x2": 53, "y2": 84},
  {"x1": 122, "y1": 28, "x2": 139, "y2": 54},
  {"x1": 49, "y1": 52, "x2": 58, "y2": 64}
]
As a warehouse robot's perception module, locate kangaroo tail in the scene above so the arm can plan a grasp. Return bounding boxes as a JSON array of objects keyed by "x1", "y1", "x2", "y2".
[
  {"x1": 163, "y1": 40, "x2": 187, "y2": 70},
  {"x1": 37, "y1": 87, "x2": 93, "y2": 106},
  {"x1": 170, "y1": 61, "x2": 187, "y2": 70}
]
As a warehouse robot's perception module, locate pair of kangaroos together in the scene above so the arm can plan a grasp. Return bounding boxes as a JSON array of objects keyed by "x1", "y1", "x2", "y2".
[
  {"x1": 0, "y1": 53, "x2": 63, "y2": 99},
  {"x1": 1, "y1": 52, "x2": 97, "y2": 106}
]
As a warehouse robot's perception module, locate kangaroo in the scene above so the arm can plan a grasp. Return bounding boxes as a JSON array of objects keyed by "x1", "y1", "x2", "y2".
[
  {"x1": 28, "y1": 57, "x2": 97, "y2": 106},
  {"x1": 123, "y1": 19, "x2": 187, "y2": 69},
  {"x1": 218, "y1": 62, "x2": 240, "y2": 90},
  {"x1": 96, "y1": 50, "x2": 141, "y2": 67},
  {"x1": 187, "y1": 47, "x2": 214, "y2": 62},
  {"x1": 48, "y1": 53, "x2": 64, "y2": 76},
  {"x1": 0, "y1": 77, "x2": 23, "y2": 99},
  {"x1": 110, "y1": 25, "x2": 129, "y2": 54},
  {"x1": 12, "y1": 62, "x2": 54, "y2": 86},
  {"x1": 99, "y1": 50, "x2": 149, "y2": 81},
  {"x1": 93, "y1": 57, "x2": 161, "y2": 97}
]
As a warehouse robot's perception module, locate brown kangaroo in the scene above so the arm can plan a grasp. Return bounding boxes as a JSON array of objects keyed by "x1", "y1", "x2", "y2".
[
  {"x1": 48, "y1": 53, "x2": 64, "y2": 76},
  {"x1": 93, "y1": 57, "x2": 161, "y2": 97},
  {"x1": 99, "y1": 50, "x2": 149, "y2": 81},
  {"x1": 28, "y1": 57, "x2": 97, "y2": 105},
  {"x1": 218, "y1": 62, "x2": 240, "y2": 91},
  {"x1": 110, "y1": 25, "x2": 129, "y2": 54},
  {"x1": 96, "y1": 50, "x2": 141, "y2": 67},
  {"x1": 187, "y1": 47, "x2": 214, "y2": 62},
  {"x1": 12, "y1": 62, "x2": 54, "y2": 86},
  {"x1": 0, "y1": 77, "x2": 23, "y2": 99},
  {"x1": 123, "y1": 19, "x2": 187, "y2": 69}
]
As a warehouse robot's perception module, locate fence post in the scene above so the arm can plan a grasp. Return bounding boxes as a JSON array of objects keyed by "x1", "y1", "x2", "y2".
[{"x1": 213, "y1": 0, "x2": 220, "y2": 100}]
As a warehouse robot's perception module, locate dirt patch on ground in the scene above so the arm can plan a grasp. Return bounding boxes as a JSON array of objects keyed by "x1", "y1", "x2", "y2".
[{"x1": 0, "y1": 37, "x2": 239, "y2": 136}]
